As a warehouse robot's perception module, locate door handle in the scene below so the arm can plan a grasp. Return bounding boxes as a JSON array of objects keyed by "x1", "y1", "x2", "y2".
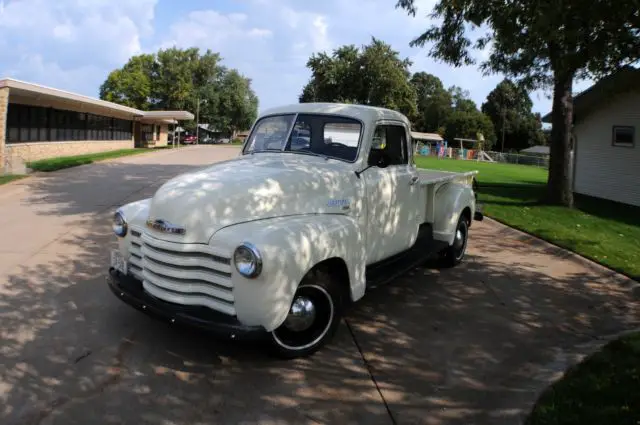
[{"x1": 409, "y1": 175, "x2": 419, "y2": 185}]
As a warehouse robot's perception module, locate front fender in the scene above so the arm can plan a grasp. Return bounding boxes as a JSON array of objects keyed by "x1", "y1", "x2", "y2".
[
  {"x1": 210, "y1": 214, "x2": 366, "y2": 331},
  {"x1": 432, "y1": 183, "x2": 475, "y2": 245}
]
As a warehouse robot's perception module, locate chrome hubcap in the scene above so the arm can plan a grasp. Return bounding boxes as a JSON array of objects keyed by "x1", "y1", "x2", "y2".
[
  {"x1": 454, "y1": 222, "x2": 467, "y2": 259},
  {"x1": 272, "y1": 284, "x2": 334, "y2": 351},
  {"x1": 284, "y1": 296, "x2": 316, "y2": 332}
]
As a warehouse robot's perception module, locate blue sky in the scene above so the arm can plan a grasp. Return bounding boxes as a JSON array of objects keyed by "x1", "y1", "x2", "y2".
[{"x1": 0, "y1": 0, "x2": 593, "y2": 116}]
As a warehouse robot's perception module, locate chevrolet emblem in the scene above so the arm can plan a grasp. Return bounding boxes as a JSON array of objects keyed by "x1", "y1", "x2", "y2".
[{"x1": 146, "y1": 219, "x2": 186, "y2": 235}]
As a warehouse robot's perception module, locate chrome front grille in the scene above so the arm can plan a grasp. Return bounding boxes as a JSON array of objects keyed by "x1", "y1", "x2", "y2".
[{"x1": 127, "y1": 227, "x2": 235, "y2": 316}]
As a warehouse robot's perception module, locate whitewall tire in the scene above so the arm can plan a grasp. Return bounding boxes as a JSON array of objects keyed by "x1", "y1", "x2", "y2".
[{"x1": 269, "y1": 268, "x2": 342, "y2": 359}]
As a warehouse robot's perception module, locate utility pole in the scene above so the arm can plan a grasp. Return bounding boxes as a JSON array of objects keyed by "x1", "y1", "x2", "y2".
[
  {"x1": 501, "y1": 107, "x2": 506, "y2": 152},
  {"x1": 195, "y1": 96, "x2": 200, "y2": 145}
]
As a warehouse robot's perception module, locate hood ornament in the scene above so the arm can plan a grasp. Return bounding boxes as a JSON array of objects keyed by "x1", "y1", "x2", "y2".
[{"x1": 146, "y1": 218, "x2": 186, "y2": 235}]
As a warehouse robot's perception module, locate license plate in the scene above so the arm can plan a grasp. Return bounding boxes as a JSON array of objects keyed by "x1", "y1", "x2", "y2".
[{"x1": 111, "y1": 250, "x2": 128, "y2": 275}]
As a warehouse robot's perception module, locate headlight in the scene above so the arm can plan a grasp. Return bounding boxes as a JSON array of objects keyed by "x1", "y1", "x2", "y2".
[
  {"x1": 233, "y1": 242, "x2": 262, "y2": 278},
  {"x1": 112, "y1": 210, "x2": 128, "y2": 237}
]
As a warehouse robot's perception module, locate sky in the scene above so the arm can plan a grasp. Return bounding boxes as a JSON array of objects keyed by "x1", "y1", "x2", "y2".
[{"x1": 0, "y1": 0, "x2": 595, "y2": 116}]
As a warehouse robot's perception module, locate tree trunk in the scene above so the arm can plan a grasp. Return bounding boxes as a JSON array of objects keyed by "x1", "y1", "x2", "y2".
[{"x1": 546, "y1": 71, "x2": 575, "y2": 207}]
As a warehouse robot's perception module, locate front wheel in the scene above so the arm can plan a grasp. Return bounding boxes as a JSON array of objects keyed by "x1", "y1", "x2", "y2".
[
  {"x1": 269, "y1": 268, "x2": 342, "y2": 359},
  {"x1": 439, "y1": 214, "x2": 469, "y2": 268}
]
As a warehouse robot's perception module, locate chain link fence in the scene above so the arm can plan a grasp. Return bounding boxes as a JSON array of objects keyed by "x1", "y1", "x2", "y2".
[{"x1": 415, "y1": 145, "x2": 550, "y2": 168}]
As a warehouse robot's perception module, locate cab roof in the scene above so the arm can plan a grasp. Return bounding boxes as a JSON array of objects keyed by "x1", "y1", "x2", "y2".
[{"x1": 260, "y1": 102, "x2": 410, "y2": 126}]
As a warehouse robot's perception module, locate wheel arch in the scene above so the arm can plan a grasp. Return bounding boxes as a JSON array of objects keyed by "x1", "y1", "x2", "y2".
[{"x1": 304, "y1": 257, "x2": 352, "y2": 306}]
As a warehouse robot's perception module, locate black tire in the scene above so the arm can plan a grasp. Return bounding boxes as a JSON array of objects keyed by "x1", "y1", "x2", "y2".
[
  {"x1": 439, "y1": 214, "x2": 469, "y2": 268},
  {"x1": 269, "y1": 267, "x2": 343, "y2": 359}
]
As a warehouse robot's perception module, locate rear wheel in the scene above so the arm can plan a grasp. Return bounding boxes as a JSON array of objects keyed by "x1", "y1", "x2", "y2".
[
  {"x1": 269, "y1": 268, "x2": 343, "y2": 359},
  {"x1": 439, "y1": 214, "x2": 469, "y2": 268}
]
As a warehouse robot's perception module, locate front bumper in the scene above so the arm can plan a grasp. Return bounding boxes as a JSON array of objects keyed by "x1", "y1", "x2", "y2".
[{"x1": 106, "y1": 268, "x2": 268, "y2": 341}]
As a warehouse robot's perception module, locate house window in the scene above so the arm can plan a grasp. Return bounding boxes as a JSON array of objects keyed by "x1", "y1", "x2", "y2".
[{"x1": 612, "y1": 126, "x2": 634, "y2": 147}]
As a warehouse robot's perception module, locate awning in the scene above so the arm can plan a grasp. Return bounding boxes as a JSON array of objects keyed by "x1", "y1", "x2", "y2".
[
  {"x1": 0, "y1": 77, "x2": 194, "y2": 122},
  {"x1": 411, "y1": 131, "x2": 443, "y2": 142}
]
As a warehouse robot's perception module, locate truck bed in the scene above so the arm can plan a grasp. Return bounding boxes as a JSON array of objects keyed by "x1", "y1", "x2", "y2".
[
  {"x1": 417, "y1": 168, "x2": 478, "y2": 225},
  {"x1": 418, "y1": 169, "x2": 477, "y2": 185}
]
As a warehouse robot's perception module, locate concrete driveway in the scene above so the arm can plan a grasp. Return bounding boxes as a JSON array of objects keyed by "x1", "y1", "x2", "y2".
[{"x1": 1, "y1": 146, "x2": 638, "y2": 425}]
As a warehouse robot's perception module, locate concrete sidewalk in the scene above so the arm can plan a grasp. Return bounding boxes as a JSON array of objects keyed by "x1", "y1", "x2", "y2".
[{"x1": 1, "y1": 146, "x2": 638, "y2": 425}]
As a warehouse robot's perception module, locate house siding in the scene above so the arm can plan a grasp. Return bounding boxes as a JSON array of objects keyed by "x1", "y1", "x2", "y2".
[{"x1": 573, "y1": 91, "x2": 640, "y2": 207}]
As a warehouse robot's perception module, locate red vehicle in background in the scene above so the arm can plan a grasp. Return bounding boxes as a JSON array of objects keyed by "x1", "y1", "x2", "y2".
[{"x1": 181, "y1": 133, "x2": 197, "y2": 144}]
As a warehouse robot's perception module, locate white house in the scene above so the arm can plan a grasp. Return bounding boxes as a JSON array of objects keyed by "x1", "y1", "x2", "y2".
[{"x1": 542, "y1": 66, "x2": 640, "y2": 207}]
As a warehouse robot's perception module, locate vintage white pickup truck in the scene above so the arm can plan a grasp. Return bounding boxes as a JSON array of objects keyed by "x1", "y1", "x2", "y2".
[{"x1": 107, "y1": 102, "x2": 483, "y2": 358}]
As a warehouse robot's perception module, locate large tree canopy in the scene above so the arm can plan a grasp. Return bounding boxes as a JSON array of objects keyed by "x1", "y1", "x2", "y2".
[
  {"x1": 396, "y1": 0, "x2": 640, "y2": 207},
  {"x1": 481, "y1": 79, "x2": 545, "y2": 151},
  {"x1": 100, "y1": 47, "x2": 258, "y2": 134},
  {"x1": 300, "y1": 38, "x2": 418, "y2": 119},
  {"x1": 410, "y1": 72, "x2": 452, "y2": 132},
  {"x1": 409, "y1": 72, "x2": 496, "y2": 148}
]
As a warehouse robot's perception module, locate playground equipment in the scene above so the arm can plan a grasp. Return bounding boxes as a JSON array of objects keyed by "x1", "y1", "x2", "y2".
[{"x1": 413, "y1": 132, "x2": 495, "y2": 162}]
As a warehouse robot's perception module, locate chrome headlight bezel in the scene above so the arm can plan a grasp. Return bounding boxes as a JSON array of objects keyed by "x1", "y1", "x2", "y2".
[
  {"x1": 233, "y1": 242, "x2": 262, "y2": 278},
  {"x1": 112, "y1": 209, "x2": 128, "y2": 237}
]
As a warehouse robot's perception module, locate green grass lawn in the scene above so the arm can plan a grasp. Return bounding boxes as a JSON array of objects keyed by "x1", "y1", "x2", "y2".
[
  {"x1": 525, "y1": 332, "x2": 640, "y2": 425},
  {"x1": 0, "y1": 174, "x2": 27, "y2": 185},
  {"x1": 415, "y1": 156, "x2": 548, "y2": 185},
  {"x1": 415, "y1": 156, "x2": 640, "y2": 280},
  {"x1": 27, "y1": 148, "x2": 159, "y2": 172}
]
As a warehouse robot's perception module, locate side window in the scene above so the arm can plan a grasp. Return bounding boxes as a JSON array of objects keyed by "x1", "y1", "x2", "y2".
[{"x1": 369, "y1": 125, "x2": 408, "y2": 166}]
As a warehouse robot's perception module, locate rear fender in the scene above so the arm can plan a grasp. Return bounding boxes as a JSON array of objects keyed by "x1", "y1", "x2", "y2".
[{"x1": 432, "y1": 182, "x2": 475, "y2": 245}]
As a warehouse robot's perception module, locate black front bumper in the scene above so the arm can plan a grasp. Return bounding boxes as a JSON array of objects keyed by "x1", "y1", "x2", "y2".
[{"x1": 106, "y1": 268, "x2": 268, "y2": 341}]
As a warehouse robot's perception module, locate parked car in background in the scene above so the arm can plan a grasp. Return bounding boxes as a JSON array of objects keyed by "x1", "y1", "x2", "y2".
[{"x1": 182, "y1": 133, "x2": 197, "y2": 144}]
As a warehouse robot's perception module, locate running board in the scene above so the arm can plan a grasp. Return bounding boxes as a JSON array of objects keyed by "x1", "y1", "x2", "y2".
[{"x1": 365, "y1": 224, "x2": 447, "y2": 290}]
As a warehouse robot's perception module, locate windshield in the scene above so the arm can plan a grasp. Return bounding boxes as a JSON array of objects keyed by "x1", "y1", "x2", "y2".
[{"x1": 243, "y1": 113, "x2": 362, "y2": 162}]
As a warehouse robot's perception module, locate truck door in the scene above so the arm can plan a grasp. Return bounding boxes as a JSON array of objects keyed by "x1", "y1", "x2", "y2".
[{"x1": 364, "y1": 122, "x2": 421, "y2": 264}]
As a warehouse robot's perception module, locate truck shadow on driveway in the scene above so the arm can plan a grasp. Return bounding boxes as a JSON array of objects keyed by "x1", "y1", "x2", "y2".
[{"x1": 2, "y1": 219, "x2": 639, "y2": 425}]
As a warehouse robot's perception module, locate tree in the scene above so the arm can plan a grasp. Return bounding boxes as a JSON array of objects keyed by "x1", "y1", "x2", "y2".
[
  {"x1": 396, "y1": 0, "x2": 640, "y2": 207},
  {"x1": 444, "y1": 109, "x2": 497, "y2": 150},
  {"x1": 213, "y1": 70, "x2": 259, "y2": 136},
  {"x1": 100, "y1": 47, "x2": 258, "y2": 133},
  {"x1": 449, "y1": 86, "x2": 477, "y2": 113},
  {"x1": 481, "y1": 79, "x2": 546, "y2": 151},
  {"x1": 409, "y1": 72, "x2": 452, "y2": 131},
  {"x1": 300, "y1": 37, "x2": 418, "y2": 119},
  {"x1": 99, "y1": 54, "x2": 155, "y2": 110}
]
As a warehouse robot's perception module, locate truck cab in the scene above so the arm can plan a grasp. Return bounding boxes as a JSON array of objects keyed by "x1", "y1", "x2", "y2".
[{"x1": 107, "y1": 102, "x2": 481, "y2": 359}]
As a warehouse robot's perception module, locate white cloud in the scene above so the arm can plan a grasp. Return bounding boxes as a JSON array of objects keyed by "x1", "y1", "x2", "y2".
[
  {"x1": 0, "y1": 0, "x2": 156, "y2": 94},
  {"x1": 0, "y1": 0, "x2": 593, "y2": 117},
  {"x1": 158, "y1": 0, "x2": 518, "y2": 114}
]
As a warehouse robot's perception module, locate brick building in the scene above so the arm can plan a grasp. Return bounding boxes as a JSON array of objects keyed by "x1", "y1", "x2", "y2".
[{"x1": 0, "y1": 78, "x2": 194, "y2": 172}]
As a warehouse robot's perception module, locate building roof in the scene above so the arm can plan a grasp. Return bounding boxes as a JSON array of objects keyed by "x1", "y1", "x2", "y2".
[
  {"x1": 520, "y1": 145, "x2": 550, "y2": 154},
  {"x1": 411, "y1": 131, "x2": 443, "y2": 142},
  {"x1": 0, "y1": 77, "x2": 194, "y2": 121},
  {"x1": 260, "y1": 102, "x2": 411, "y2": 126},
  {"x1": 541, "y1": 66, "x2": 640, "y2": 124}
]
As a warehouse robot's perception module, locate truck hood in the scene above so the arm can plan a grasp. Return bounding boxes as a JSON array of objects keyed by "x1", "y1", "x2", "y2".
[{"x1": 144, "y1": 153, "x2": 358, "y2": 244}]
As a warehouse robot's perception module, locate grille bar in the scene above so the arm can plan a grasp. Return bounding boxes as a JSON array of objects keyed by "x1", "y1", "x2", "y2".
[
  {"x1": 142, "y1": 281, "x2": 236, "y2": 316},
  {"x1": 127, "y1": 227, "x2": 235, "y2": 316}
]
